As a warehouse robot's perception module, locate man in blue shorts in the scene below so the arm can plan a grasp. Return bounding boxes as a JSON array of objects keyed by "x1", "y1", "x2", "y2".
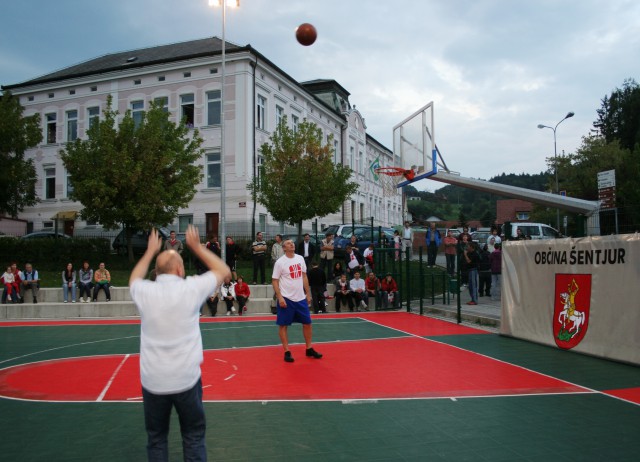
[{"x1": 272, "y1": 239, "x2": 323, "y2": 363}]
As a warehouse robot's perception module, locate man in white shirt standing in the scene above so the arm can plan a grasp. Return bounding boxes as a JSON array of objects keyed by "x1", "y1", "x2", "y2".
[
  {"x1": 402, "y1": 221, "x2": 413, "y2": 258},
  {"x1": 272, "y1": 239, "x2": 323, "y2": 363},
  {"x1": 130, "y1": 226, "x2": 230, "y2": 462},
  {"x1": 487, "y1": 227, "x2": 502, "y2": 252}
]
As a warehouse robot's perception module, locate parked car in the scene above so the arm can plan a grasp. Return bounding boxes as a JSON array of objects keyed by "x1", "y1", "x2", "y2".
[
  {"x1": 333, "y1": 227, "x2": 395, "y2": 258},
  {"x1": 447, "y1": 228, "x2": 461, "y2": 238},
  {"x1": 112, "y1": 227, "x2": 171, "y2": 254},
  {"x1": 503, "y1": 222, "x2": 561, "y2": 240},
  {"x1": 21, "y1": 231, "x2": 71, "y2": 239},
  {"x1": 322, "y1": 224, "x2": 371, "y2": 239},
  {"x1": 470, "y1": 231, "x2": 492, "y2": 245}
]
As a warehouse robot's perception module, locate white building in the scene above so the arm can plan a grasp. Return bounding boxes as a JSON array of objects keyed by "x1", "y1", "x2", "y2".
[{"x1": 3, "y1": 37, "x2": 402, "y2": 238}]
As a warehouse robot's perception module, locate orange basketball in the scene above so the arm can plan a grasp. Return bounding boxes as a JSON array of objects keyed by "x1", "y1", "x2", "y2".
[{"x1": 295, "y1": 23, "x2": 317, "y2": 46}]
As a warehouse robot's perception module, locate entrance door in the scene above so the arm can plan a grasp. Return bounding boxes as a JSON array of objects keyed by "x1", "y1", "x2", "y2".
[
  {"x1": 64, "y1": 220, "x2": 75, "y2": 236},
  {"x1": 205, "y1": 213, "x2": 219, "y2": 239}
]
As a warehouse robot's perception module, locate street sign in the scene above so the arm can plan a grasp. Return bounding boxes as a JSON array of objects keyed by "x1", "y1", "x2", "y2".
[{"x1": 597, "y1": 169, "x2": 616, "y2": 189}]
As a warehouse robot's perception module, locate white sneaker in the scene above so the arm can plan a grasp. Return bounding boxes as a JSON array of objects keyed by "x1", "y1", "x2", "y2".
[
  {"x1": 226, "y1": 311, "x2": 231, "y2": 316},
  {"x1": 231, "y1": 307, "x2": 236, "y2": 313}
]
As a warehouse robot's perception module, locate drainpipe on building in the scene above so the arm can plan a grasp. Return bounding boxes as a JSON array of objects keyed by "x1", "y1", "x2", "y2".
[{"x1": 250, "y1": 54, "x2": 258, "y2": 237}]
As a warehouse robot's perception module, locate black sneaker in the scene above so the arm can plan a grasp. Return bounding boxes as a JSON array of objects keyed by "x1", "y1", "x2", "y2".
[
  {"x1": 284, "y1": 351, "x2": 294, "y2": 363},
  {"x1": 305, "y1": 348, "x2": 323, "y2": 359}
]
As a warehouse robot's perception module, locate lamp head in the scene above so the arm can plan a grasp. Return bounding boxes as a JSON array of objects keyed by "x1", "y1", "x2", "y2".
[
  {"x1": 565, "y1": 111, "x2": 575, "y2": 119},
  {"x1": 537, "y1": 124, "x2": 547, "y2": 129}
]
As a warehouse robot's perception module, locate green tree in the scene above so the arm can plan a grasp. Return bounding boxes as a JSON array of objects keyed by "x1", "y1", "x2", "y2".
[
  {"x1": 0, "y1": 91, "x2": 42, "y2": 217},
  {"x1": 250, "y1": 117, "x2": 358, "y2": 235},
  {"x1": 594, "y1": 78, "x2": 640, "y2": 153},
  {"x1": 61, "y1": 97, "x2": 204, "y2": 260}
]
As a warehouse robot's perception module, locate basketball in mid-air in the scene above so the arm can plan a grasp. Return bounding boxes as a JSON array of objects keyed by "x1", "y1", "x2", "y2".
[{"x1": 295, "y1": 23, "x2": 317, "y2": 46}]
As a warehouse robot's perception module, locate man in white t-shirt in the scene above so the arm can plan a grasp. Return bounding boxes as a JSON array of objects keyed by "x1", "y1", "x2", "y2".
[
  {"x1": 487, "y1": 228, "x2": 502, "y2": 252},
  {"x1": 272, "y1": 239, "x2": 323, "y2": 363},
  {"x1": 130, "y1": 226, "x2": 231, "y2": 461}
]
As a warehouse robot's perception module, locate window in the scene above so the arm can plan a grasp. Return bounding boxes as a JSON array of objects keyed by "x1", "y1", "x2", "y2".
[
  {"x1": 87, "y1": 107, "x2": 100, "y2": 130},
  {"x1": 154, "y1": 96, "x2": 169, "y2": 112},
  {"x1": 209, "y1": 68, "x2": 218, "y2": 74},
  {"x1": 69, "y1": 89, "x2": 75, "y2": 95},
  {"x1": 44, "y1": 167, "x2": 56, "y2": 199},
  {"x1": 28, "y1": 95, "x2": 34, "y2": 102},
  {"x1": 178, "y1": 215, "x2": 193, "y2": 232},
  {"x1": 206, "y1": 90, "x2": 221, "y2": 125},
  {"x1": 259, "y1": 214, "x2": 267, "y2": 232},
  {"x1": 90, "y1": 86, "x2": 97, "y2": 92},
  {"x1": 134, "y1": 79, "x2": 141, "y2": 85},
  {"x1": 334, "y1": 140, "x2": 339, "y2": 164},
  {"x1": 45, "y1": 113, "x2": 57, "y2": 144},
  {"x1": 158, "y1": 75, "x2": 165, "y2": 82},
  {"x1": 256, "y1": 95, "x2": 266, "y2": 130},
  {"x1": 291, "y1": 114, "x2": 299, "y2": 133},
  {"x1": 349, "y1": 146, "x2": 355, "y2": 170},
  {"x1": 181, "y1": 94, "x2": 195, "y2": 127},
  {"x1": 48, "y1": 93, "x2": 54, "y2": 99},
  {"x1": 131, "y1": 100, "x2": 144, "y2": 128},
  {"x1": 66, "y1": 172, "x2": 74, "y2": 197},
  {"x1": 66, "y1": 110, "x2": 78, "y2": 142},
  {"x1": 183, "y1": 71, "x2": 191, "y2": 78},
  {"x1": 516, "y1": 212, "x2": 530, "y2": 220},
  {"x1": 359, "y1": 151, "x2": 364, "y2": 175},
  {"x1": 206, "y1": 152, "x2": 221, "y2": 188},
  {"x1": 276, "y1": 105, "x2": 284, "y2": 127}
]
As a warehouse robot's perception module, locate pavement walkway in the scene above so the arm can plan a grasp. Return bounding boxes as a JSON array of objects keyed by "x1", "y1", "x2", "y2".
[{"x1": 415, "y1": 253, "x2": 502, "y2": 330}]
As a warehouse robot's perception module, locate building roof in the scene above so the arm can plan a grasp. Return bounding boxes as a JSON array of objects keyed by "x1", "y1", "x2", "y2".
[{"x1": 3, "y1": 37, "x2": 243, "y2": 90}]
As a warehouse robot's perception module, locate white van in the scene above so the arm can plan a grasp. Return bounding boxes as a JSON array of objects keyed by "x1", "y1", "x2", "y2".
[{"x1": 504, "y1": 222, "x2": 561, "y2": 240}]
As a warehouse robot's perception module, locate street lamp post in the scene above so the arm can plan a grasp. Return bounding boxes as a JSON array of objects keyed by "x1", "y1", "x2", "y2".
[
  {"x1": 209, "y1": 0, "x2": 239, "y2": 261},
  {"x1": 537, "y1": 111, "x2": 574, "y2": 230}
]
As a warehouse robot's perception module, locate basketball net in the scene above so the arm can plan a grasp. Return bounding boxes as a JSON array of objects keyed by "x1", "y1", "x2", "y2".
[{"x1": 375, "y1": 167, "x2": 412, "y2": 197}]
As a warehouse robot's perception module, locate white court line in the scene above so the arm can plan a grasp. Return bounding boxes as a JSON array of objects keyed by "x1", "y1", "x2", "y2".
[
  {"x1": 0, "y1": 335, "x2": 139, "y2": 366},
  {"x1": 96, "y1": 354, "x2": 130, "y2": 402}
]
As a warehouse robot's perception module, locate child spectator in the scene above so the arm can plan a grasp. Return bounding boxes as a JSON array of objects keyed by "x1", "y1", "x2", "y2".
[{"x1": 2, "y1": 266, "x2": 20, "y2": 303}]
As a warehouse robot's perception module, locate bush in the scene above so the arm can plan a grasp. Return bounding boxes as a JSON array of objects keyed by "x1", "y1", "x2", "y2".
[{"x1": 0, "y1": 237, "x2": 115, "y2": 271}]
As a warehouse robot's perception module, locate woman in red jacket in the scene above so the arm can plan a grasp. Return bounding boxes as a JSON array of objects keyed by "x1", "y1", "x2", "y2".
[
  {"x1": 380, "y1": 273, "x2": 399, "y2": 310},
  {"x1": 234, "y1": 275, "x2": 251, "y2": 315}
]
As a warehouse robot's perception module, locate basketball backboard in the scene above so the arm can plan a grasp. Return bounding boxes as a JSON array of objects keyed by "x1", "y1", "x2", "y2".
[{"x1": 392, "y1": 102, "x2": 437, "y2": 187}]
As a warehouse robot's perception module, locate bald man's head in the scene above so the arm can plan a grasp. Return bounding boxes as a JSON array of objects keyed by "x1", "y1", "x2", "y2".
[{"x1": 155, "y1": 250, "x2": 184, "y2": 277}]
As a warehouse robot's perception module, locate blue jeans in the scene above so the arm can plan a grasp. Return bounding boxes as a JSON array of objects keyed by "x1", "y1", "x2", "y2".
[
  {"x1": 467, "y1": 268, "x2": 479, "y2": 303},
  {"x1": 62, "y1": 283, "x2": 76, "y2": 302},
  {"x1": 142, "y1": 378, "x2": 207, "y2": 462}
]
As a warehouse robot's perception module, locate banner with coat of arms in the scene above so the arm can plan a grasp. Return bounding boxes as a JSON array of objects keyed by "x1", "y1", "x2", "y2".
[{"x1": 501, "y1": 234, "x2": 640, "y2": 365}]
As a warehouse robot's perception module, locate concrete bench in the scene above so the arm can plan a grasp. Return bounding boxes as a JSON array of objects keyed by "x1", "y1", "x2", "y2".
[{"x1": 1, "y1": 284, "x2": 358, "y2": 319}]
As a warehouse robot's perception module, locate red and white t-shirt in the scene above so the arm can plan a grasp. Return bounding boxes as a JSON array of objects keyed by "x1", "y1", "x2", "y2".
[{"x1": 272, "y1": 254, "x2": 307, "y2": 302}]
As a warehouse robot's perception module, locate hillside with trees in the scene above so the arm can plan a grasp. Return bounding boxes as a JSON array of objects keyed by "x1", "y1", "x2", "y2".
[{"x1": 405, "y1": 172, "x2": 550, "y2": 225}]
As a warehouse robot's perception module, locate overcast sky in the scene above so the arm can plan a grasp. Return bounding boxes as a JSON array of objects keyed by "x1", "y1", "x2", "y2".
[{"x1": 2, "y1": 0, "x2": 639, "y2": 191}]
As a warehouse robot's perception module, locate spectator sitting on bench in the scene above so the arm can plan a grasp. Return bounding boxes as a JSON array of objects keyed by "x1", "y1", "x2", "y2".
[
  {"x1": 234, "y1": 275, "x2": 251, "y2": 316},
  {"x1": 21, "y1": 263, "x2": 40, "y2": 304},
  {"x1": 380, "y1": 273, "x2": 399, "y2": 309},
  {"x1": 92, "y1": 262, "x2": 111, "y2": 302}
]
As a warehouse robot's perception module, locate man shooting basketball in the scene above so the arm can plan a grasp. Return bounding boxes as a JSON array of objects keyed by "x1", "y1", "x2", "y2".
[
  {"x1": 272, "y1": 239, "x2": 323, "y2": 363},
  {"x1": 130, "y1": 226, "x2": 230, "y2": 461}
]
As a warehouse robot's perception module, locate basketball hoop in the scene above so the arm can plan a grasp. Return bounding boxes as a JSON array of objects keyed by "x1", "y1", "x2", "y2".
[{"x1": 375, "y1": 166, "x2": 411, "y2": 197}]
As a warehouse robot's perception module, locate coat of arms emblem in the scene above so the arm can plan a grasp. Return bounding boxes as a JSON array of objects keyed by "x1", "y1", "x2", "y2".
[{"x1": 553, "y1": 274, "x2": 591, "y2": 349}]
